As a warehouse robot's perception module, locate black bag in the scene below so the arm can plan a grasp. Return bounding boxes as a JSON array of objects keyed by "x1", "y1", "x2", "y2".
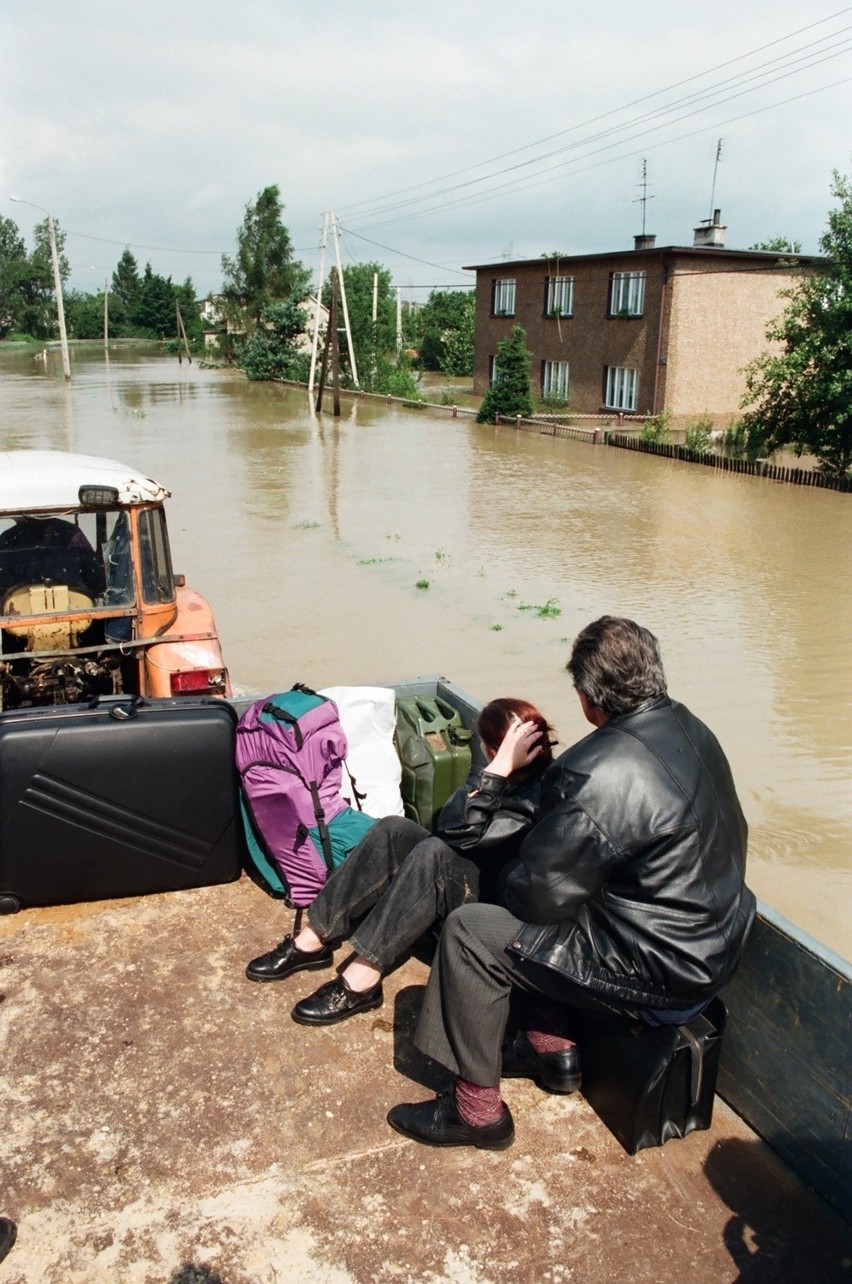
[{"x1": 577, "y1": 997, "x2": 727, "y2": 1154}]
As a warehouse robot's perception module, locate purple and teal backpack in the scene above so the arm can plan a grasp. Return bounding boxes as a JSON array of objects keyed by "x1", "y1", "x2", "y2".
[{"x1": 235, "y1": 684, "x2": 375, "y2": 906}]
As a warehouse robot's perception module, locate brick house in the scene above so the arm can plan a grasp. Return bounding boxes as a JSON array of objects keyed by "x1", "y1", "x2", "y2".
[{"x1": 466, "y1": 214, "x2": 819, "y2": 423}]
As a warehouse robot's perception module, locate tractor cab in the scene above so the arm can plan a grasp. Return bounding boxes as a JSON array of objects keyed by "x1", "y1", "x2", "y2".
[{"x1": 0, "y1": 451, "x2": 230, "y2": 710}]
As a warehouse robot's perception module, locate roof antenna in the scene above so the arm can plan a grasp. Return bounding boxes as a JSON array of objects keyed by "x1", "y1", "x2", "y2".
[
  {"x1": 709, "y1": 139, "x2": 723, "y2": 222},
  {"x1": 634, "y1": 158, "x2": 654, "y2": 236}
]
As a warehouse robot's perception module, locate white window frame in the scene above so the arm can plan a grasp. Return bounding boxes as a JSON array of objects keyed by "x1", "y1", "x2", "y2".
[
  {"x1": 493, "y1": 278, "x2": 516, "y2": 316},
  {"x1": 605, "y1": 365, "x2": 638, "y2": 411},
  {"x1": 488, "y1": 355, "x2": 501, "y2": 387},
  {"x1": 542, "y1": 360, "x2": 569, "y2": 401},
  {"x1": 546, "y1": 275, "x2": 574, "y2": 317},
  {"x1": 610, "y1": 271, "x2": 645, "y2": 316}
]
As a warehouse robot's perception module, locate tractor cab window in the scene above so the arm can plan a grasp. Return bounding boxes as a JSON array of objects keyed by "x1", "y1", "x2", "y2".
[
  {"x1": 0, "y1": 512, "x2": 108, "y2": 617},
  {"x1": 138, "y1": 507, "x2": 176, "y2": 605}
]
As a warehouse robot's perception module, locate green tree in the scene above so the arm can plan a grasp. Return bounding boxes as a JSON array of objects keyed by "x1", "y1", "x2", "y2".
[
  {"x1": 14, "y1": 217, "x2": 71, "y2": 339},
  {"x1": 221, "y1": 185, "x2": 310, "y2": 329},
  {"x1": 741, "y1": 171, "x2": 852, "y2": 478},
  {"x1": 175, "y1": 276, "x2": 203, "y2": 343},
  {"x1": 64, "y1": 289, "x2": 105, "y2": 340},
  {"x1": 326, "y1": 262, "x2": 396, "y2": 388},
  {"x1": 0, "y1": 215, "x2": 29, "y2": 337},
  {"x1": 748, "y1": 236, "x2": 803, "y2": 254},
  {"x1": 476, "y1": 325, "x2": 533, "y2": 422},
  {"x1": 240, "y1": 298, "x2": 310, "y2": 382},
  {"x1": 111, "y1": 249, "x2": 141, "y2": 328},
  {"x1": 320, "y1": 262, "x2": 420, "y2": 395},
  {"x1": 132, "y1": 263, "x2": 177, "y2": 337},
  {"x1": 417, "y1": 289, "x2": 474, "y2": 374}
]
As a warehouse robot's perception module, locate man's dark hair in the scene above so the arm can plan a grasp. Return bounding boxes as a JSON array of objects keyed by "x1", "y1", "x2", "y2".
[{"x1": 567, "y1": 616, "x2": 667, "y2": 717}]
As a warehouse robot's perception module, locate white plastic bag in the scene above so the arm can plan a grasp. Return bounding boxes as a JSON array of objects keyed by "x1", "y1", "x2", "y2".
[{"x1": 319, "y1": 685, "x2": 404, "y2": 818}]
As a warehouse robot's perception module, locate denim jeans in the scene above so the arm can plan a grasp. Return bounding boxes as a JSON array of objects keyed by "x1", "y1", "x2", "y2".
[{"x1": 306, "y1": 815, "x2": 481, "y2": 972}]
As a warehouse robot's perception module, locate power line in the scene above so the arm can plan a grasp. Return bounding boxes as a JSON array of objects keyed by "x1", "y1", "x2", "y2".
[
  {"x1": 354, "y1": 74, "x2": 852, "y2": 235},
  {"x1": 340, "y1": 8, "x2": 852, "y2": 219},
  {"x1": 338, "y1": 227, "x2": 473, "y2": 276},
  {"x1": 342, "y1": 19, "x2": 851, "y2": 228}
]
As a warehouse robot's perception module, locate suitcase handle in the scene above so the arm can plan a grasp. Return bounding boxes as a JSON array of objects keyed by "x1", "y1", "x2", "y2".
[{"x1": 101, "y1": 695, "x2": 145, "y2": 721}]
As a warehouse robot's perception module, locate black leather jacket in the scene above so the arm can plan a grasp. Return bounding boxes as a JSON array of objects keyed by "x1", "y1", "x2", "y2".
[
  {"x1": 503, "y1": 697, "x2": 755, "y2": 1010},
  {"x1": 437, "y1": 766, "x2": 543, "y2": 902}
]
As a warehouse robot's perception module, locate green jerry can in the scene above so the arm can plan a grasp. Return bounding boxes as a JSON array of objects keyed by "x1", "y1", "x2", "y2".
[{"x1": 395, "y1": 696, "x2": 473, "y2": 832}]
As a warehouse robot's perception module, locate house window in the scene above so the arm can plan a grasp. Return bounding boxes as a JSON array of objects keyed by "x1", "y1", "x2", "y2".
[
  {"x1": 488, "y1": 355, "x2": 501, "y2": 386},
  {"x1": 492, "y1": 278, "x2": 516, "y2": 316},
  {"x1": 546, "y1": 276, "x2": 574, "y2": 317},
  {"x1": 609, "y1": 271, "x2": 645, "y2": 316},
  {"x1": 604, "y1": 365, "x2": 638, "y2": 411},
  {"x1": 542, "y1": 360, "x2": 569, "y2": 401}
]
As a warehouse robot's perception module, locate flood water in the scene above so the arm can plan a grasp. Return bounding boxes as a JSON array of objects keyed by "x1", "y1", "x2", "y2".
[{"x1": 1, "y1": 342, "x2": 850, "y2": 960}]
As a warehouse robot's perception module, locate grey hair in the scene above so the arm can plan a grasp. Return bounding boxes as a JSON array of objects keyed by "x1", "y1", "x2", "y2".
[{"x1": 567, "y1": 616, "x2": 667, "y2": 717}]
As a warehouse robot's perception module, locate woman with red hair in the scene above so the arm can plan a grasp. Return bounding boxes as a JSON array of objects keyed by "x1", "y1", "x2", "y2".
[{"x1": 245, "y1": 697, "x2": 554, "y2": 1027}]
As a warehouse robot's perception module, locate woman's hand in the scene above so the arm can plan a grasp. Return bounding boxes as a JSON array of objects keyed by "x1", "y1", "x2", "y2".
[{"x1": 485, "y1": 717, "x2": 543, "y2": 779}]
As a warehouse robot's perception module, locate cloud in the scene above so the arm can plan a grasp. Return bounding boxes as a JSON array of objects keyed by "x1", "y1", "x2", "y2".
[{"x1": 1, "y1": 0, "x2": 849, "y2": 296}]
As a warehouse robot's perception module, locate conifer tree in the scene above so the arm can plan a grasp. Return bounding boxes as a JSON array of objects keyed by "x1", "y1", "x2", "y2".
[{"x1": 476, "y1": 325, "x2": 534, "y2": 423}]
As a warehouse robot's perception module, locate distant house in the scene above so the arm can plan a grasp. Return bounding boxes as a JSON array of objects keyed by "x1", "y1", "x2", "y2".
[
  {"x1": 296, "y1": 296, "x2": 329, "y2": 354},
  {"x1": 466, "y1": 213, "x2": 820, "y2": 423},
  {"x1": 197, "y1": 294, "x2": 328, "y2": 352}
]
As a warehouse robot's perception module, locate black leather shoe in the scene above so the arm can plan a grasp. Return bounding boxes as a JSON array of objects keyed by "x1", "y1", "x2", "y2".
[
  {"x1": 501, "y1": 1031, "x2": 582, "y2": 1094},
  {"x1": 291, "y1": 975, "x2": 383, "y2": 1025},
  {"x1": 245, "y1": 935, "x2": 333, "y2": 983},
  {"x1": 387, "y1": 1092, "x2": 514, "y2": 1150},
  {"x1": 0, "y1": 1218, "x2": 16, "y2": 1265}
]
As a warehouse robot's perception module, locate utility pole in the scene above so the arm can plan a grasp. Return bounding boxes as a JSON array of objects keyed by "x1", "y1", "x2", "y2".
[
  {"x1": 309, "y1": 212, "x2": 329, "y2": 393},
  {"x1": 103, "y1": 278, "x2": 109, "y2": 353},
  {"x1": 175, "y1": 301, "x2": 192, "y2": 364},
  {"x1": 330, "y1": 213, "x2": 358, "y2": 387},
  {"x1": 10, "y1": 196, "x2": 71, "y2": 381},
  {"x1": 396, "y1": 288, "x2": 402, "y2": 354},
  {"x1": 310, "y1": 211, "x2": 359, "y2": 393},
  {"x1": 47, "y1": 215, "x2": 71, "y2": 382},
  {"x1": 315, "y1": 267, "x2": 342, "y2": 417}
]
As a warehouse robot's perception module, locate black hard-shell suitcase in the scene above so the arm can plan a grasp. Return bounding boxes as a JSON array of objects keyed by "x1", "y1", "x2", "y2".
[
  {"x1": 576, "y1": 997, "x2": 727, "y2": 1154},
  {"x1": 0, "y1": 695, "x2": 243, "y2": 911}
]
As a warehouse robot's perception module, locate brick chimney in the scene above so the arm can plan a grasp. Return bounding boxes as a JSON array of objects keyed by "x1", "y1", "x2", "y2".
[
  {"x1": 634, "y1": 233, "x2": 656, "y2": 250},
  {"x1": 693, "y1": 209, "x2": 726, "y2": 248}
]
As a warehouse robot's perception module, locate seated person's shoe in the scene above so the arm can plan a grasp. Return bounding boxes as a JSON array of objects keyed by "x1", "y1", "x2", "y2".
[
  {"x1": 387, "y1": 1092, "x2": 514, "y2": 1150},
  {"x1": 501, "y1": 1031, "x2": 582, "y2": 1094},
  {"x1": 0, "y1": 1218, "x2": 16, "y2": 1265},
  {"x1": 245, "y1": 934, "x2": 333, "y2": 983},
  {"x1": 291, "y1": 975, "x2": 383, "y2": 1025}
]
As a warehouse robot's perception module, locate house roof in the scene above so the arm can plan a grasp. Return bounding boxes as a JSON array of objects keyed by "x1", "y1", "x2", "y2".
[{"x1": 464, "y1": 245, "x2": 823, "y2": 272}]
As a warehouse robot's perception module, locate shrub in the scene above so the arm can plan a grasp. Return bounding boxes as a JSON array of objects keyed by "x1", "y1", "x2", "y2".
[
  {"x1": 684, "y1": 414, "x2": 715, "y2": 454},
  {"x1": 641, "y1": 410, "x2": 671, "y2": 443}
]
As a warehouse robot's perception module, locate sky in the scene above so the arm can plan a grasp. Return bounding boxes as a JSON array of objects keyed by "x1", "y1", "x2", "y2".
[{"x1": 2, "y1": 1, "x2": 850, "y2": 301}]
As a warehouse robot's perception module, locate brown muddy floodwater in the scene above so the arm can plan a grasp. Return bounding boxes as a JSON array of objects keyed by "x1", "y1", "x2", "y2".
[{"x1": 1, "y1": 342, "x2": 849, "y2": 960}]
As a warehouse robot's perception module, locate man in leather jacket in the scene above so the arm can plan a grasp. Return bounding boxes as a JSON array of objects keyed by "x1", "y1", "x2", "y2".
[{"x1": 387, "y1": 616, "x2": 756, "y2": 1150}]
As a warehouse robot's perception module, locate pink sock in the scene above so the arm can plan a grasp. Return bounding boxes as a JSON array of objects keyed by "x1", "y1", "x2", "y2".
[
  {"x1": 524, "y1": 999, "x2": 575, "y2": 1054},
  {"x1": 454, "y1": 1078, "x2": 505, "y2": 1127},
  {"x1": 526, "y1": 1029, "x2": 576, "y2": 1054}
]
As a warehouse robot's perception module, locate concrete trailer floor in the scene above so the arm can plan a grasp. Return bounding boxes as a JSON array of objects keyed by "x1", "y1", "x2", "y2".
[{"x1": 0, "y1": 875, "x2": 848, "y2": 1284}]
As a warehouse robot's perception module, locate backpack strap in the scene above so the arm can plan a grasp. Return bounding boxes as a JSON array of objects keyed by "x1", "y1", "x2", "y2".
[
  {"x1": 343, "y1": 760, "x2": 367, "y2": 811},
  {"x1": 262, "y1": 685, "x2": 325, "y2": 751},
  {"x1": 309, "y1": 780, "x2": 335, "y2": 871},
  {"x1": 262, "y1": 701, "x2": 306, "y2": 750}
]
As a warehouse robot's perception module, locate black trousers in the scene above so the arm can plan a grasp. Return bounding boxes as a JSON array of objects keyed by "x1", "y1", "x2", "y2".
[
  {"x1": 413, "y1": 902, "x2": 641, "y2": 1086},
  {"x1": 307, "y1": 815, "x2": 481, "y2": 973}
]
